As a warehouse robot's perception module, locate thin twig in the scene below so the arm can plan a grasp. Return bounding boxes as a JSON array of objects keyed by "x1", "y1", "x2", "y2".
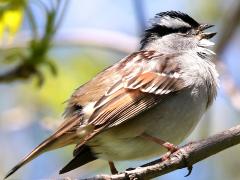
[
  {"x1": 81, "y1": 125, "x2": 240, "y2": 180},
  {"x1": 0, "y1": 0, "x2": 69, "y2": 85}
]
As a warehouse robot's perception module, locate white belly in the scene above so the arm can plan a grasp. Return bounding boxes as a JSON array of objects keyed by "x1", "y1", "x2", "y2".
[{"x1": 88, "y1": 87, "x2": 207, "y2": 160}]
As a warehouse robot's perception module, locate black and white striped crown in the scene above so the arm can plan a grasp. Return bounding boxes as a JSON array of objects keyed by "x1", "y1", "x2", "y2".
[{"x1": 141, "y1": 11, "x2": 200, "y2": 49}]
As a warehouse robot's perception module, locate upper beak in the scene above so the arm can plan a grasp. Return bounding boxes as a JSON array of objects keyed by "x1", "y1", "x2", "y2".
[
  {"x1": 198, "y1": 24, "x2": 216, "y2": 39},
  {"x1": 199, "y1": 24, "x2": 214, "y2": 31}
]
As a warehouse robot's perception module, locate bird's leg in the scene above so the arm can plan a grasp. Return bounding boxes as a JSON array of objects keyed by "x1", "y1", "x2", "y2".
[
  {"x1": 108, "y1": 161, "x2": 118, "y2": 174},
  {"x1": 141, "y1": 133, "x2": 193, "y2": 176},
  {"x1": 141, "y1": 133, "x2": 178, "y2": 161}
]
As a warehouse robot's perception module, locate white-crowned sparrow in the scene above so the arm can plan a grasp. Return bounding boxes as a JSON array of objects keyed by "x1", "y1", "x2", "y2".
[{"x1": 5, "y1": 11, "x2": 219, "y2": 178}]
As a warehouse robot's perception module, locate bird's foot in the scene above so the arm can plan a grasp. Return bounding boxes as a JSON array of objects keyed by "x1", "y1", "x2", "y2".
[
  {"x1": 161, "y1": 142, "x2": 179, "y2": 161},
  {"x1": 168, "y1": 148, "x2": 193, "y2": 177},
  {"x1": 140, "y1": 133, "x2": 193, "y2": 176}
]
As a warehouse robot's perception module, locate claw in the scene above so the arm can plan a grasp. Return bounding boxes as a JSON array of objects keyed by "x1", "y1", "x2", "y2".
[
  {"x1": 181, "y1": 150, "x2": 193, "y2": 177},
  {"x1": 184, "y1": 165, "x2": 193, "y2": 177}
]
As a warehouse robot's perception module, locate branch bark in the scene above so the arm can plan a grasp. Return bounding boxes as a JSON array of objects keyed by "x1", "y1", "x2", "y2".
[{"x1": 82, "y1": 125, "x2": 240, "y2": 180}]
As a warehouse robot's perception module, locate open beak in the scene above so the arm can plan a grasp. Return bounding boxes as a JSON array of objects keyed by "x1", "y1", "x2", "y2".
[
  {"x1": 201, "y1": 32, "x2": 217, "y2": 39},
  {"x1": 199, "y1": 24, "x2": 217, "y2": 39}
]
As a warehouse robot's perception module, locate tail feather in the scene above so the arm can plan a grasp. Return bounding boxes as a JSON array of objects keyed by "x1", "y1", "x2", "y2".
[
  {"x1": 4, "y1": 137, "x2": 52, "y2": 179},
  {"x1": 4, "y1": 116, "x2": 94, "y2": 179},
  {"x1": 59, "y1": 145, "x2": 97, "y2": 174}
]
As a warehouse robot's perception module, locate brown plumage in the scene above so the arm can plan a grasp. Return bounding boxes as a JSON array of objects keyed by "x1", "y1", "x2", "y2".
[
  {"x1": 5, "y1": 10, "x2": 219, "y2": 179},
  {"x1": 5, "y1": 50, "x2": 188, "y2": 178}
]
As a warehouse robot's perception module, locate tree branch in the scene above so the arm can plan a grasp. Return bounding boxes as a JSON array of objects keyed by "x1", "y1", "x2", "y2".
[
  {"x1": 0, "y1": 0, "x2": 68, "y2": 85},
  {"x1": 81, "y1": 125, "x2": 240, "y2": 180}
]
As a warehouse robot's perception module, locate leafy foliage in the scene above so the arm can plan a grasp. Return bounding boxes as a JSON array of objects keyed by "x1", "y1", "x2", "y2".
[
  {"x1": 0, "y1": 0, "x2": 68, "y2": 86},
  {"x1": 0, "y1": 0, "x2": 25, "y2": 42}
]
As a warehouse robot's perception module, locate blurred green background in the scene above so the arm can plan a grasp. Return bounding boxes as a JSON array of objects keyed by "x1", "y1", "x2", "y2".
[{"x1": 0, "y1": 0, "x2": 240, "y2": 179}]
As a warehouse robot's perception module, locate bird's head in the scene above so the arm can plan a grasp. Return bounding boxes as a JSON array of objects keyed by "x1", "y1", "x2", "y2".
[{"x1": 141, "y1": 11, "x2": 216, "y2": 55}]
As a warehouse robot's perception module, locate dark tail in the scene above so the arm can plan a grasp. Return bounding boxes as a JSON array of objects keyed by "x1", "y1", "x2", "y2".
[{"x1": 59, "y1": 145, "x2": 97, "y2": 174}]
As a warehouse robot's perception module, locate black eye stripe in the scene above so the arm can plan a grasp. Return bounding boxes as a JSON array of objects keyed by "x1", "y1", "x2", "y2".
[
  {"x1": 140, "y1": 25, "x2": 192, "y2": 49},
  {"x1": 145, "y1": 25, "x2": 191, "y2": 37},
  {"x1": 173, "y1": 26, "x2": 191, "y2": 33}
]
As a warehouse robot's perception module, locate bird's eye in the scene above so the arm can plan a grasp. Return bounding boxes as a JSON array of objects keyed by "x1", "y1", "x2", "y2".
[
  {"x1": 72, "y1": 104, "x2": 83, "y2": 115},
  {"x1": 73, "y1": 104, "x2": 82, "y2": 111}
]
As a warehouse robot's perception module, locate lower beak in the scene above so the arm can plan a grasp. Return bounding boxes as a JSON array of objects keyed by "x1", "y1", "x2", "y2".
[{"x1": 201, "y1": 32, "x2": 217, "y2": 39}]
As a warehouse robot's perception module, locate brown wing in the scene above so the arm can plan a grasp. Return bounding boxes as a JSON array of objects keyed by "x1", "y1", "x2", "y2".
[
  {"x1": 59, "y1": 51, "x2": 188, "y2": 174},
  {"x1": 5, "y1": 51, "x2": 189, "y2": 178},
  {"x1": 62, "y1": 51, "x2": 186, "y2": 136},
  {"x1": 88, "y1": 51, "x2": 186, "y2": 128}
]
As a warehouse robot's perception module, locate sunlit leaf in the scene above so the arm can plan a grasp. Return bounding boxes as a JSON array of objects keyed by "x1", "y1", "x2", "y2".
[
  {"x1": 0, "y1": 0, "x2": 25, "y2": 43},
  {"x1": 3, "y1": 8, "x2": 23, "y2": 36},
  {"x1": 0, "y1": 20, "x2": 4, "y2": 39}
]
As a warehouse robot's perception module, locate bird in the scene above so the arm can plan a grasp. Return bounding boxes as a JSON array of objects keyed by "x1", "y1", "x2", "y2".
[{"x1": 5, "y1": 11, "x2": 219, "y2": 179}]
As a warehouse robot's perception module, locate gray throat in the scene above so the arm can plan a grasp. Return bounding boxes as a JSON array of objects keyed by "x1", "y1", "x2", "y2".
[{"x1": 143, "y1": 36, "x2": 219, "y2": 108}]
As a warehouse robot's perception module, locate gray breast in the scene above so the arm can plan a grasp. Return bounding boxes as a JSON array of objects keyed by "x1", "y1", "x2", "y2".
[{"x1": 88, "y1": 87, "x2": 207, "y2": 160}]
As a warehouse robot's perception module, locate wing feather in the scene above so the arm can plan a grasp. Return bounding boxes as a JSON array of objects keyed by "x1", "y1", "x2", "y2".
[
  {"x1": 87, "y1": 51, "x2": 186, "y2": 129},
  {"x1": 58, "y1": 51, "x2": 189, "y2": 173},
  {"x1": 64, "y1": 51, "x2": 187, "y2": 145}
]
